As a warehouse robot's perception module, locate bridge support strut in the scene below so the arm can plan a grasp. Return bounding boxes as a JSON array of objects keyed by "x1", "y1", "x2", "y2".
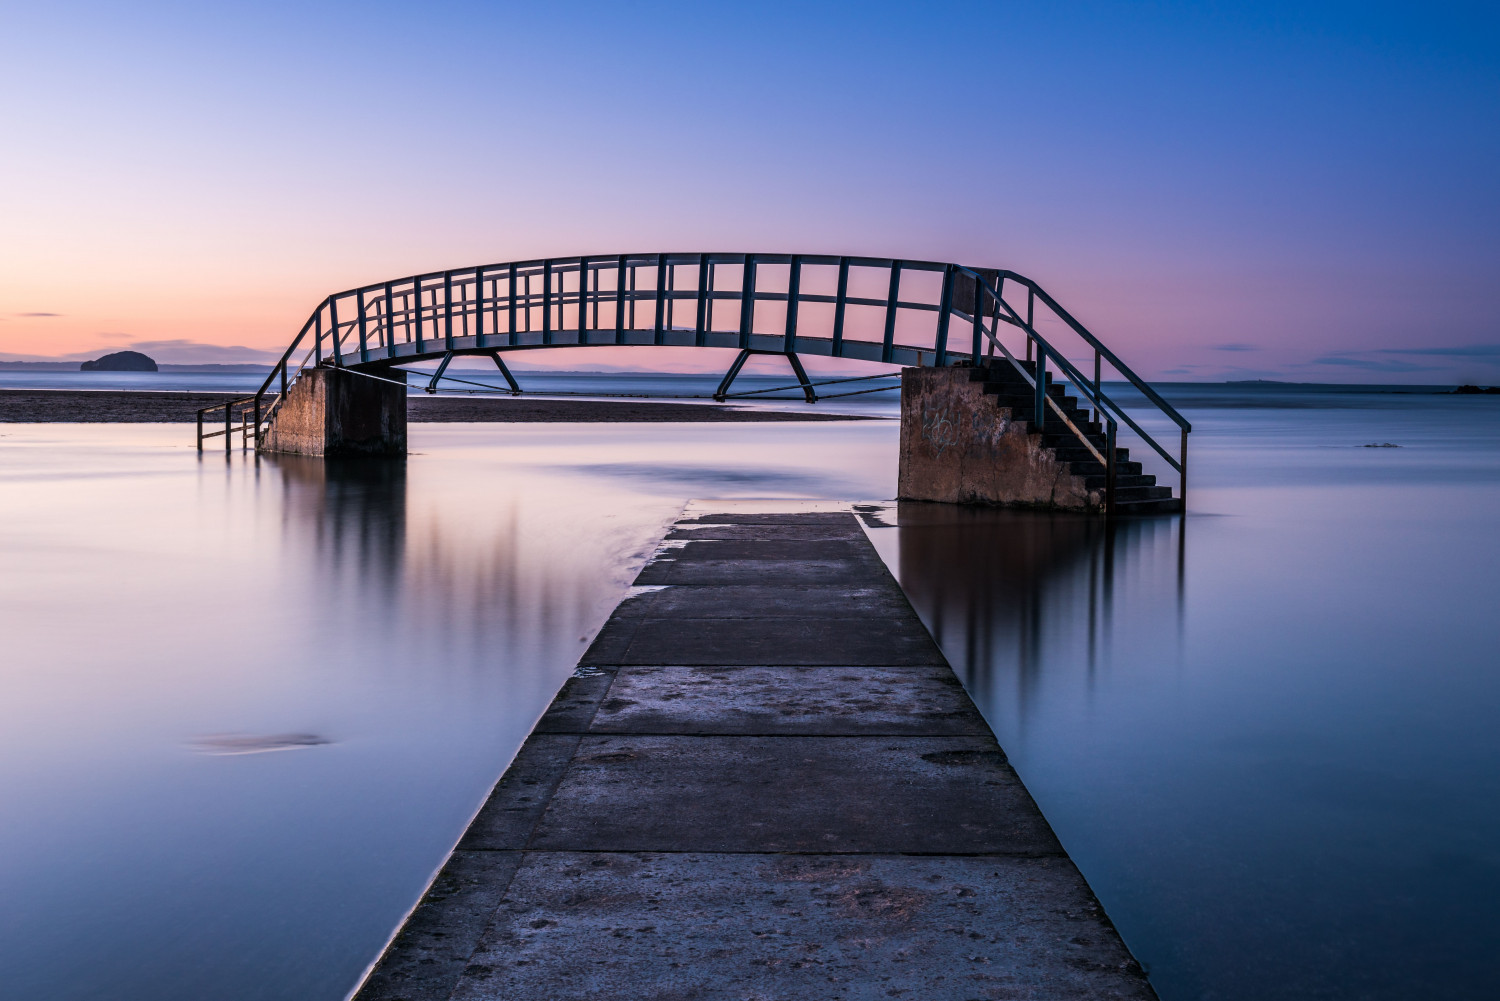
[
  {"x1": 712, "y1": 349, "x2": 818, "y2": 404},
  {"x1": 488, "y1": 352, "x2": 522, "y2": 395}
]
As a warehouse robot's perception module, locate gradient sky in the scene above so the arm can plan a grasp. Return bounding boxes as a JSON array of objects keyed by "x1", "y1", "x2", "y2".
[{"x1": 2, "y1": 1, "x2": 1496, "y2": 381}]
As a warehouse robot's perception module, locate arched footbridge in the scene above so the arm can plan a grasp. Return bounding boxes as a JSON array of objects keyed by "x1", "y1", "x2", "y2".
[{"x1": 198, "y1": 254, "x2": 1190, "y2": 513}]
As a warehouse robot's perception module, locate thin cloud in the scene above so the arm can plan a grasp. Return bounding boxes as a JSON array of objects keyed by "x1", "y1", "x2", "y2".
[
  {"x1": 16, "y1": 312, "x2": 62, "y2": 317},
  {"x1": 1211, "y1": 343, "x2": 1258, "y2": 352},
  {"x1": 1370, "y1": 344, "x2": 1500, "y2": 358},
  {"x1": 127, "y1": 339, "x2": 278, "y2": 364},
  {"x1": 1306, "y1": 354, "x2": 1440, "y2": 373}
]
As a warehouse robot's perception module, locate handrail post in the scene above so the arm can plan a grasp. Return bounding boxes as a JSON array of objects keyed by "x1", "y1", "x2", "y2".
[
  {"x1": 280, "y1": 360, "x2": 288, "y2": 400},
  {"x1": 509, "y1": 264, "x2": 520, "y2": 344},
  {"x1": 546, "y1": 258, "x2": 558, "y2": 345},
  {"x1": 414, "y1": 277, "x2": 425, "y2": 353},
  {"x1": 1034, "y1": 350, "x2": 1046, "y2": 429},
  {"x1": 444, "y1": 271, "x2": 455, "y2": 350},
  {"x1": 934, "y1": 264, "x2": 954, "y2": 366},
  {"x1": 783, "y1": 255, "x2": 802, "y2": 353},
  {"x1": 1106, "y1": 420, "x2": 1118, "y2": 516},
  {"x1": 832, "y1": 257, "x2": 849, "y2": 357},
  {"x1": 614, "y1": 256, "x2": 626, "y2": 342},
  {"x1": 971, "y1": 280, "x2": 984, "y2": 364},
  {"x1": 738, "y1": 255, "x2": 756, "y2": 348},
  {"x1": 314, "y1": 309, "x2": 322, "y2": 366},
  {"x1": 196, "y1": 410, "x2": 203, "y2": 451},
  {"x1": 694, "y1": 253, "x2": 709, "y2": 346},
  {"x1": 1094, "y1": 349, "x2": 1102, "y2": 424},
  {"x1": 653, "y1": 253, "x2": 667, "y2": 344},
  {"x1": 253, "y1": 397, "x2": 261, "y2": 448},
  {"x1": 329, "y1": 297, "x2": 342, "y2": 366},
  {"x1": 881, "y1": 261, "x2": 901, "y2": 364},
  {"x1": 356, "y1": 289, "x2": 369, "y2": 362},
  {"x1": 390, "y1": 280, "x2": 402, "y2": 358},
  {"x1": 1180, "y1": 428, "x2": 1189, "y2": 511},
  {"x1": 224, "y1": 400, "x2": 231, "y2": 453}
]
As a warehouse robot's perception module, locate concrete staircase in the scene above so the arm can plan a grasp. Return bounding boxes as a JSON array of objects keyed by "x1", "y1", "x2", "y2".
[{"x1": 972, "y1": 361, "x2": 1180, "y2": 514}]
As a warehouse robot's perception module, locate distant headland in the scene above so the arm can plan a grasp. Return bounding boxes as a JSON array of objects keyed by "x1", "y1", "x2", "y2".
[{"x1": 80, "y1": 351, "x2": 157, "y2": 372}]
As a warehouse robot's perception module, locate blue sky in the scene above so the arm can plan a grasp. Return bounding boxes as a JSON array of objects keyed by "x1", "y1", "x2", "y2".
[{"x1": 1, "y1": 1, "x2": 1496, "y2": 381}]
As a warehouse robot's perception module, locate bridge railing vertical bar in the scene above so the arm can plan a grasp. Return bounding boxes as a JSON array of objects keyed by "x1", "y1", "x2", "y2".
[
  {"x1": 832, "y1": 257, "x2": 849, "y2": 355},
  {"x1": 383, "y1": 282, "x2": 395, "y2": 358},
  {"x1": 971, "y1": 280, "x2": 984, "y2": 363},
  {"x1": 783, "y1": 254, "x2": 801, "y2": 353},
  {"x1": 666, "y1": 257, "x2": 676, "y2": 334},
  {"x1": 590, "y1": 261, "x2": 600, "y2": 334},
  {"x1": 882, "y1": 261, "x2": 901, "y2": 364},
  {"x1": 443, "y1": 272, "x2": 455, "y2": 350},
  {"x1": 541, "y1": 260, "x2": 553, "y2": 345},
  {"x1": 614, "y1": 256, "x2": 626, "y2": 342},
  {"x1": 329, "y1": 298, "x2": 342, "y2": 366},
  {"x1": 934, "y1": 264, "x2": 954, "y2": 367},
  {"x1": 654, "y1": 253, "x2": 666, "y2": 344},
  {"x1": 356, "y1": 290, "x2": 369, "y2": 363},
  {"x1": 651, "y1": 252, "x2": 663, "y2": 342},
  {"x1": 489, "y1": 271, "x2": 502, "y2": 344},
  {"x1": 413, "y1": 278, "x2": 425, "y2": 354},
  {"x1": 507, "y1": 264, "x2": 518, "y2": 345},
  {"x1": 577, "y1": 258, "x2": 589, "y2": 340},
  {"x1": 738, "y1": 254, "x2": 756, "y2": 348},
  {"x1": 694, "y1": 254, "x2": 709, "y2": 345}
]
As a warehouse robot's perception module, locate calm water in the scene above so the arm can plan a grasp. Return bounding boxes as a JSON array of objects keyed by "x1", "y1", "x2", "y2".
[{"x1": 1, "y1": 387, "x2": 1497, "y2": 1000}]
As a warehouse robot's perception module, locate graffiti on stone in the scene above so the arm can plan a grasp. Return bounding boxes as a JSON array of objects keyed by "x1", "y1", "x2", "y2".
[{"x1": 921, "y1": 406, "x2": 960, "y2": 457}]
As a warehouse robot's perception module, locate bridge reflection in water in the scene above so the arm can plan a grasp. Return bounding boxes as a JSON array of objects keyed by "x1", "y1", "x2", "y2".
[{"x1": 873, "y1": 502, "x2": 1184, "y2": 732}]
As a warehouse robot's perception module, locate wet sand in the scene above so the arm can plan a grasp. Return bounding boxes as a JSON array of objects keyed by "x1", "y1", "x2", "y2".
[{"x1": 0, "y1": 390, "x2": 876, "y2": 423}]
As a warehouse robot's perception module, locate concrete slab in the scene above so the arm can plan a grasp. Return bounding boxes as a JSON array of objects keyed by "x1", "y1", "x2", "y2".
[
  {"x1": 450, "y1": 852, "x2": 1154, "y2": 1001},
  {"x1": 591, "y1": 665, "x2": 991, "y2": 735},
  {"x1": 633, "y1": 558, "x2": 874, "y2": 586},
  {"x1": 606, "y1": 584, "x2": 915, "y2": 620},
  {"x1": 533, "y1": 674, "x2": 613, "y2": 733},
  {"x1": 356, "y1": 850, "x2": 522, "y2": 1001},
  {"x1": 456, "y1": 736, "x2": 579, "y2": 852},
  {"x1": 657, "y1": 539, "x2": 878, "y2": 562},
  {"x1": 679, "y1": 512, "x2": 860, "y2": 525},
  {"x1": 608, "y1": 616, "x2": 947, "y2": 666},
  {"x1": 666, "y1": 524, "x2": 866, "y2": 542},
  {"x1": 528, "y1": 735, "x2": 1061, "y2": 854}
]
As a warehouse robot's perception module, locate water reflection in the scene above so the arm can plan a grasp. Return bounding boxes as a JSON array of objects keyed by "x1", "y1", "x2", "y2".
[
  {"x1": 887, "y1": 502, "x2": 1183, "y2": 719},
  {"x1": 269, "y1": 454, "x2": 407, "y2": 586}
]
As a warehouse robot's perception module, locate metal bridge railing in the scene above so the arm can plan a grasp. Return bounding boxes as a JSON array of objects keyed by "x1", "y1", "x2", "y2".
[{"x1": 204, "y1": 254, "x2": 1190, "y2": 508}]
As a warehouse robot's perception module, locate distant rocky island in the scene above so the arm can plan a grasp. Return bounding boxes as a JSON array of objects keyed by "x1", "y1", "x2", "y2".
[
  {"x1": 1452, "y1": 385, "x2": 1500, "y2": 395},
  {"x1": 80, "y1": 350, "x2": 157, "y2": 372}
]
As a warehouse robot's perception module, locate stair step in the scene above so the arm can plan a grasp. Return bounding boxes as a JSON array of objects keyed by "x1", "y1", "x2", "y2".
[
  {"x1": 1083, "y1": 473, "x2": 1157, "y2": 489},
  {"x1": 1070, "y1": 459, "x2": 1143, "y2": 476},
  {"x1": 1113, "y1": 484, "x2": 1174, "y2": 502},
  {"x1": 1112, "y1": 496, "x2": 1183, "y2": 515}
]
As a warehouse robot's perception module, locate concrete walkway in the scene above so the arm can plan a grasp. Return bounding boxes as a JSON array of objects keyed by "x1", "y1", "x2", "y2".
[{"x1": 354, "y1": 510, "x2": 1155, "y2": 1001}]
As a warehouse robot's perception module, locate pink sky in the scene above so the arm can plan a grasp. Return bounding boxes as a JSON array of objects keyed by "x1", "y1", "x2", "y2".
[{"x1": 3, "y1": 3, "x2": 1496, "y2": 382}]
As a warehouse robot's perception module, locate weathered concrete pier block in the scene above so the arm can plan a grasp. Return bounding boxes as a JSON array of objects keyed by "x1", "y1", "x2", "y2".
[
  {"x1": 259, "y1": 367, "x2": 406, "y2": 457},
  {"x1": 898, "y1": 365, "x2": 1103, "y2": 511}
]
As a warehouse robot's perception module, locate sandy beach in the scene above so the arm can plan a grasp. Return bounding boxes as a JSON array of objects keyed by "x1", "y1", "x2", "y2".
[{"x1": 0, "y1": 389, "x2": 877, "y2": 423}]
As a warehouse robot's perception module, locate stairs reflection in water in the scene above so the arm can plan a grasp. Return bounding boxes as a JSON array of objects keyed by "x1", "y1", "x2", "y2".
[{"x1": 892, "y1": 501, "x2": 1184, "y2": 716}]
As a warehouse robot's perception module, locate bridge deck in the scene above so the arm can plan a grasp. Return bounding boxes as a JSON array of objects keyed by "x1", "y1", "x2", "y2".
[{"x1": 354, "y1": 509, "x2": 1155, "y2": 1000}]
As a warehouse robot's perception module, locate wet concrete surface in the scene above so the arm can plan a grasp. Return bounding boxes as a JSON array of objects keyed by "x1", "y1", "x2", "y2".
[{"x1": 352, "y1": 510, "x2": 1155, "y2": 1001}]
